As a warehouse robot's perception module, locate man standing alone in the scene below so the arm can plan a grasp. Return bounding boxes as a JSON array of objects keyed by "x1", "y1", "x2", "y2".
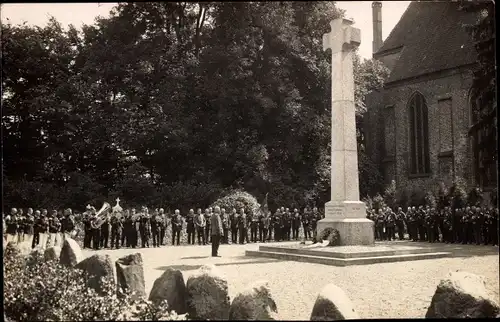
[{"x1": 211, "y1": 206, "x2": 223, "y2": 257}]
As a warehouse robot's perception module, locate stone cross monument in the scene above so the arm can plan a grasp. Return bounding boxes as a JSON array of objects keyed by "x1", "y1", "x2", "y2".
[{"x1": 317, "y1": 18, "x2": 374, "y2": 245}]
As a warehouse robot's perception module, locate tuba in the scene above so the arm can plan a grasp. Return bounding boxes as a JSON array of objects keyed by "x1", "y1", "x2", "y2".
[{"x1": 90, "y1": 202, "x2": 111, "y2": 229}]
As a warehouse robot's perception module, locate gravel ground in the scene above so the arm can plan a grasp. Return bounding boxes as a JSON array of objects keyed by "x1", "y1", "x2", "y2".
[{"x1": 85, "y1": 241, "x2": 499, "y2": 320}]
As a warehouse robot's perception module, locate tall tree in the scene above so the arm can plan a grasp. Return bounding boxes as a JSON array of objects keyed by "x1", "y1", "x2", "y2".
[{"x1": 461, "y1": 0, "x2": 497, "y2": 188}]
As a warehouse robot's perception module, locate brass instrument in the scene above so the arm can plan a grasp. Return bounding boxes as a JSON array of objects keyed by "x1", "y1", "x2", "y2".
[{"x1": 90, "y1": 202, "x2": 111, "y2": 229}]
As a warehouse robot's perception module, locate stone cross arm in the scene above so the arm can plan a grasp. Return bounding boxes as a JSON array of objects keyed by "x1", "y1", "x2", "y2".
[{"x1": 323, "y1": 18, "x2": 361, "y2": 54}]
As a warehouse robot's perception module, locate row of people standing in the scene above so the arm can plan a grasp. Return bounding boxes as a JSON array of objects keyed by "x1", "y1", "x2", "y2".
[
  {"x1": 3, "y1": 207, "x2": 76, "y2": 248},
  {"x1": 366, "y1": 205, "x2": 498, "y2": 246},
  {"x1": 79, "y1": 205, "x2": 325, "y2": 250}
]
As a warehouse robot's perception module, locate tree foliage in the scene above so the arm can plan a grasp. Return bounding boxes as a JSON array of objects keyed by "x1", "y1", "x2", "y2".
[{"x1": 2, "y1": 2, "x2": 389, "y2": 211}]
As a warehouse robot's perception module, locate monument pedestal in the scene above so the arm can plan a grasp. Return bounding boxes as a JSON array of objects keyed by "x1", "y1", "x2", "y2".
[{"x1": 318, "y1": 201, "x2": 374, "y2": 246}]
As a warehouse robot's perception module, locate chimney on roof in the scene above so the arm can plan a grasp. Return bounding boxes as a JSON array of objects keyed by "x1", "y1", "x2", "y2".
[{"x1": 372, "y1": 1, "x2": 383, "y2": 56}]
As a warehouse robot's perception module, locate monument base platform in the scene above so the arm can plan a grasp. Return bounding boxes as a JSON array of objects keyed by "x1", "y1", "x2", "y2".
[
  {"x1": 245, "y1": 242, "x2": 452, "y2": 267},
  {"x1": 317, "y1": 218, "x2": 375, "y2": 246}
]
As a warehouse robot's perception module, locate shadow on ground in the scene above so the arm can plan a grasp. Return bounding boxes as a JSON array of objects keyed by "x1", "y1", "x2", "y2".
[
  {"x1": 376, "y1": 240, "x2": 499, "y2": 258},
  {"x1": 156, "y1": 258, "x2": 284, "y2": 272}
]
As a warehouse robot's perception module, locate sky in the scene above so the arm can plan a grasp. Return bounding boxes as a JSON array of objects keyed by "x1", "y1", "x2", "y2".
[{"x1": 1, "y1": 1, "x2": 411, "y2": 60}]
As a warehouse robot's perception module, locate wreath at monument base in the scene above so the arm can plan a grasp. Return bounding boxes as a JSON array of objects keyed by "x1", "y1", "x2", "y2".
[{"x1": 316, "y1": 227, "x2": 341, "y2": 246}]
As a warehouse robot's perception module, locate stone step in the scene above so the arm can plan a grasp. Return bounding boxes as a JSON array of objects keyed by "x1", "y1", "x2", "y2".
[
  {"x1": 258, "y1": 245, "x2": 443, "y2": 259},
  {"x1": 245, "y1": 250, "x2": 452, "y2": 267}
]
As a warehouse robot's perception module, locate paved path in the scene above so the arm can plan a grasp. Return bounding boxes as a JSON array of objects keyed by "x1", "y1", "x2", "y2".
[{"x1": 83, "y1": 241, "x2": 499, "y2": 319}]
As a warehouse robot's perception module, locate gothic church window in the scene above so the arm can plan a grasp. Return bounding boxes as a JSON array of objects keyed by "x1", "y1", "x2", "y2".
[{"x1": 408, "y1": 92, "x2": 430, "y2": 175}]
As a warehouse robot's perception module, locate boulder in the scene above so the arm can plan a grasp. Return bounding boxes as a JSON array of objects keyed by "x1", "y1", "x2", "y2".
[
  {"x1": 76, "y1": 254, "x2": 115, "y2": 293},
  {"x1": 44, "y1": 246, "x2": 61, "y2": 262},
  {"x1": 59, "y1": 237, "x2": 83, "y2": 267},
  {"x1": 426, "y1": 271, "x2": 500, "y2": 318},
  {"x1": 186, "y1": 264, "x2": 230, "y2": 320},
  {"x1": 310, "y1": 283, "x2": 359, "y2": 320},
  {"x1": 115, "y1": 253, "x2": 146, "y2": 300},
  {"x1": 26, "y1": 248, "x2": 44, "y2": 267},
  {"x1": 229, "y1": 280, "x2": 278, "y2": 320},
  {"x1": 149, "y1": 268, "x2": 188, "y2": 314}
]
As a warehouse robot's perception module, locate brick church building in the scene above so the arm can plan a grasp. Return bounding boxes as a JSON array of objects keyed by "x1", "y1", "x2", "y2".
[{"x1": 365, "y1": 1, "x2": 496, "y2": 195}]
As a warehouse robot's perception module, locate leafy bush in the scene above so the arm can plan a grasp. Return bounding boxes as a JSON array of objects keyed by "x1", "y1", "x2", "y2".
[
  {"x1": 383, "y1": 180, "x2": 397, "y2": 210},
  {"x1": 372, "y1": 194, "x2": 386, "y2": 210},
  {"x1": 435, "y1": 182, "x2": 449, "y2": 210},
  {"x1": 3, "y1": 247, "x2": 181, "y2": 321},
  {"x1": 467, "y1": 187, "x2": 484, "y2": 207},
  {"x1": 409, "y1": 189, "x2": 426, "y2": 206},
  {"x1": 424, "y1": 191, "x2": 437, "y2": 208},
  {"x1": 447, "y1": 177, "x2": 468, "y2": 209},
  {"x1": 396, "y1": 189, "x2": 410, "y2": 210},
  {"x1": 210, "y1": 190, "x2": 260, "y2": 215}
]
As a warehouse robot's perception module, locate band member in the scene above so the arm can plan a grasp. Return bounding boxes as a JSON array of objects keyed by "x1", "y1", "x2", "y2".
[
  {"x1": 83, "y1": 207, "x2": 93, "y2": 249},
  {"x1": 130, "y1": 208, "x2": 139, "y2": 248},
  {"x1": 32, "y1": 210, "x2": 41, "y2": 248},
  {"x1": 90, "y1": 208, "x2": 101, "y2": 250},
  {"x1": 385, "y1": 208, "x2": 396, "y2": 242},
  {"x1": 311, "y1": 207, "x2": 320, "y2": 241},
  {"x1": 159, "y1": 208, "x2": 167, "y2": 246},
  {"x1": 205, "y1": 208, "x2": 212, "y2": 244},
  {"x1": 195, "y1": 208, "x2": 206, "y2": 245},
  {"x1": 221, "y1": 208, "x2": 230, "y2": 244},
  {"x1": 262, "y1": 211, "x2": 271, "y2": 242},
  {"x1": 63, "y1": 208, "x2": 75, "y2": 241},
  {"x1": 110, "y1": 211, "x2": 123, "y2": 249},
  {"x1": 172, "y1": 209, "x2": 182, "y2": 246},
  {"x1": 211, "y1": 206, "x2": 223, "y2": 257},
  {"x1": 273, "y1": 209, "x2": 281, "y2": 242},
  {"x1": 292, "y1": 208, "x2": 300, "y2": 240},
  {"x1": 17, "y1": 208, "x2": 25, "y2": 243},
  {"x1": 151, "y1": 209, "x2": 161, "y2": 247},
  {"x1": 238, "y1": 208, "x2": 247, "y2": 244},
  {"x1": 230, "y1": 208, "x2": 238, "y2": 244},
  {"x1": 250, "y1": 210, "x2": 258, "y2": 243},
  {"x1": 302, "y1": 207, "x2": 310, "y2": 240},
  {"x1": 24, "y1": 208, "x2": 35, "y2": 246},
  {"x1": 48, "y1": 210, "x2": 61, "y2": 247},
  {"x1": 139, "y1": 207, "x2": 151, "y2": 248},
  {"x1": 122, "y1": 209, "x2": 132, "y2": 247},
  {"x1": 395, "y1": 207, "x2": 406, "y2": 240},
  {"x1": 5, "y1": 208, "x2": 18, "y2": 243},
  {"x1": 100, "y1": 209, "x2": 111, "y2": 249},
  {"x1": 258, "y1": 209, "x2": 265, "y2": 242},
  {"x1": 186, "y1": 209, "x2": 196, "y2": 245},
  {"x1": 284, "y1": 208, "x2": 292, "y2": 241}
]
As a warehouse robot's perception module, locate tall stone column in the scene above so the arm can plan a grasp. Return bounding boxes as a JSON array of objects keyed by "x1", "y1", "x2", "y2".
[{"x1": 317, "y1": 18, "x2": 374, "y2": 246}]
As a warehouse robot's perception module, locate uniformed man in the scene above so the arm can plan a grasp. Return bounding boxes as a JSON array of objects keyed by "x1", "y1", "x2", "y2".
[
  {"x1": 5, "y1": 208, "x2": 18, "y2": 243},
  {"x1": 395, "y1": 207, "x2": 405, "y2": 240},
  {"x1": 425, "y1": 208, "x2": 436, "y2": 243},
  {"x1": 262, "y1": 210, "x2": 271, "y2": 242},
  {"x1": 292, "y1": 208, "x2": 300, "y2": 240},
  {"x1": 31, "y1": 210, "x2": 41, "y2": 249},
  {"x1": 221, "y1": 208, "x2": 230, "y2": 244},
  {"x1": 49, "y1": 210, "x2": 62, "y2": 247},
  {"x1": 238, "y1": 208, "x2": 247, "y2": 244},
  {"x1": 150, "y1": 209, "x2": 161, "y2": 247},
  {"x1": 100, "y1": 208, "x2": 111, "y2": 249},
  {"x1": 258, "y1": 209, "x2": 265, "y2": 242},
  {"x1": 374, "y1": 209, "x2": 384, "y2": 240},
  {"x1": 250, "y1": 210, "x2": 258, "y2": 243},
  {"x1": 283, "y1": 208, "x2": 291, "y2": 241},
  {"x1": 63, "y1": 208, "x2": 75, "y2": 241},
  {"x1": 186, "y1": 209, "x2": 196, "y2": 245},
  {"x1": 110, "y1": 210, "x2": 123, "y2": 249},
  {"x1": 385, "y1": 208, "x2": 395, "y2": 241},
  {"x1": 311, "y1": 207, "x2": 320, "y2": 242},
  {"x1": 472, "y1": 206, "x2": 483, "y2": 245},
  {"x1": 302, "y1": 207, "x2": 310, "y2": 240},
  {"x1": 489, "y1": 207, "x2": 498, "y2": 246},
  {"x1": 159, "y1": 208, "x2": 167, "y2": 246},
  {"x1": 461, "y1": 207, "x2": 470, "y2": 244},
  {"x1": 172, "y1": 209, "x2": 182, "y2": 246},
  {"x1": 453, "y1": 207, "x2": 462, "y2": 244},
  {"x1": 273, "y1": 209, "x2": 281, "y2": 242},
  {"x1": 230, "y1": 208, "x2": 238, "y2": 244},
  {"x1": 24, "y1": 208, "x2": 34, "y2": 246},
  {"x1": 205, "y1": 208, "x2": 212, "y2": 244},
  {"x1": 139, "y1": 207, "x2": 151, "y2": 248},
  {"x1": 195, "y1": 208, "x2": 206, "y2": 245},
  {"x1": 16, "y1": 208, "x2": 25, "y2": 243},
  {"x1": 211, "y1": 206, "x2": 223, "y2": 257}
]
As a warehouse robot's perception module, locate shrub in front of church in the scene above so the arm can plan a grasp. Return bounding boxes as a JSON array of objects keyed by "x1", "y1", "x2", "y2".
[
  {"x1": 3, "y1": 247, "x2": 183, "y2": 321},
  {"x1": 211, "y1": 190, "x2": 260, "y2": 215}
]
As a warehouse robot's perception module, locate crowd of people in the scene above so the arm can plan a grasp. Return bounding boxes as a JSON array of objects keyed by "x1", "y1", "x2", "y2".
[
  {"x1": 2, "y1": 204, "x2": 326, "y2": 250},
  {"x1": 4, "y1": 202, "x2": 498, "y2": 250},
  {"x1": 367, "y1": 205, "x2": 499, "y2": 246}
]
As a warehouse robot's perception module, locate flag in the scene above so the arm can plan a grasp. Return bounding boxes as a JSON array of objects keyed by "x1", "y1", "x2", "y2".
[{"x1": 259, "y1": 193, "x2": 269, "y2": 214}]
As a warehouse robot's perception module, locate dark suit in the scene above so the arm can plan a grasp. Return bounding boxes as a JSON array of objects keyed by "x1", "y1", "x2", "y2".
[{"x1": 211, "y1": 212, "x2": 223, "y2": 256}]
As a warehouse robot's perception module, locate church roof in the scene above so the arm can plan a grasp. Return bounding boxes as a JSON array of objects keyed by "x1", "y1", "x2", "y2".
[{"x1": 374, "y1": 1, "x2": 478, "y2": 83}]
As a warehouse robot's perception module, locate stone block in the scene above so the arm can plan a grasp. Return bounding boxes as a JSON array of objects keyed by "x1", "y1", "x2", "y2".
[{"x1": 317, "y1": 218, "x2": 374, "y2": 246}]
